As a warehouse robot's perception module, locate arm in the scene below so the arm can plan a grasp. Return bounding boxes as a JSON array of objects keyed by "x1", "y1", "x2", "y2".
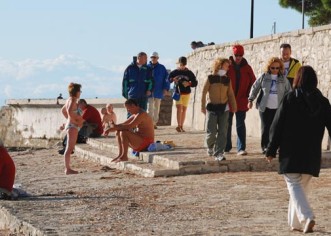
[
  {"x1": 61, "y1": 105, "x2": 68, "y2": 119},
  {"x1": 122, "y1": 66, "x2": 130, "y2": 99},
  {"x1": 228, "y1": 83, "x2": 237, "y2": 112},
  {"x1": 145, "y1": 67, "x2": 153, "y2": 96},
  {"x1": 248, "y1": 74, "x2": 264, "y2": 102},
  {"x1": 162, "y1": 66, "x2": 170, "y2": 93},
  {"x1": 201, "y1": 79, "x2": 210, "y2": 114},
  {"x1": 188, "y1": 71, "x2": 198, "y2": 87}
]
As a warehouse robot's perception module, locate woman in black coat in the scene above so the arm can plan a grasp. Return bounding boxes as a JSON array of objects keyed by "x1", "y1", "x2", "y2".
[{"x1": 266, "y1": 66, "x2": 331, "y2": 233}]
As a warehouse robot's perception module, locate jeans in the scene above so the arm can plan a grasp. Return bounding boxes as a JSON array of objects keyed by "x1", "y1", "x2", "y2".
[
  {"x1": 147, "y1": 97, "x2": 162, "y2": 125},
  {"x1": 259, "y1": 108, "x2": 277, "y2": 151},
  {"x1": 225, "y1": 111, "x2": 246, "y2": 152},
  {"x1": 284, "y1": 173, "x2": 315, "y2": 229},
  {"x1": 205, "y1": 111, "x2": 229, "y2": 156}
]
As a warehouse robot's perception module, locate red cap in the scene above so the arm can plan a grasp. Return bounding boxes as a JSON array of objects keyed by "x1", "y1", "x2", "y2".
[{"x1": 232, "y1": 45, "x2": 244, "y2": 55}]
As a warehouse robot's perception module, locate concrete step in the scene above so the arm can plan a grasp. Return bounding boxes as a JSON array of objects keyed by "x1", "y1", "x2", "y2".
[
  {"x1": 74, "y1": 142, "x2": 281, "y2": 177},
  {"x1": 74, "y1": 144, "x2": 180, "y2": 177}
]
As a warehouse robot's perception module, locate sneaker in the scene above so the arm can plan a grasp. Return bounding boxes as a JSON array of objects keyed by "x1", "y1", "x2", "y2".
[
  {"x1": 237, "y1": 150, "x2": 247, "y2": 156},
  {"x1": 303, "y1": 219, "x2": 315, "y2": 233},
  {"x1": 214, "y1": 153, "x2": 226, "y2": 161},
  {"x1": 207, "y1": 148, "x2": 213, "y2": 156}
]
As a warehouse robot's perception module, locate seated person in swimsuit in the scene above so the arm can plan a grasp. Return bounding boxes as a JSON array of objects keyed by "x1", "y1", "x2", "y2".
[
  {"x1": 101, "y1": 103, "x2": 117, "y2": 137},
  {"x1": 108, "y1": 99, "x2": 154, "y2": 162}
]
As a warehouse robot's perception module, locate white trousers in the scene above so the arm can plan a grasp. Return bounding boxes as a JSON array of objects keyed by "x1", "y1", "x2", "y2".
[
  {"x1": 283, "y1": 173, "x2": 315, "y2": 229},
  {"x1": 147, "y1": 97, "x2": 161, "y2": 125}
]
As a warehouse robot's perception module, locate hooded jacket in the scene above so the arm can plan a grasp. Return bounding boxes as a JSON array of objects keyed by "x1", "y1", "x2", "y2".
[
  {"x1": 227, "y1": 57, "x2": 256, "y2": 112},
  {"x1": 147, "y1": 61, "x2": 169, "y2": 99},
  {"x1": 122, "y1": 62, "x2": 153, "y2": 99},
  {"x1": 266, "y1": 89, "x2": 331, "y2": 177}
]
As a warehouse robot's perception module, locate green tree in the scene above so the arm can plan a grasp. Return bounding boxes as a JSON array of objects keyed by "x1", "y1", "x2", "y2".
[{"x1": 279, "y1": 0, "x2": 331, "y2": 26}]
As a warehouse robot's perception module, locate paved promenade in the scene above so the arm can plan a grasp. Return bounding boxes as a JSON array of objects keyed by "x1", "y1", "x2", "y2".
[{"x1": 1, "y1": 126, "x2": 331, "y2": 235}]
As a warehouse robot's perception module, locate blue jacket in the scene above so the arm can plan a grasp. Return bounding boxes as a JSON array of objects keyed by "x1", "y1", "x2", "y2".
[
  {"x1": 147, "y1": 61, "x2": 169, "y2": 99},
  {"x1": 122, "y1": 62, "x2": 153, "y2": 99}
]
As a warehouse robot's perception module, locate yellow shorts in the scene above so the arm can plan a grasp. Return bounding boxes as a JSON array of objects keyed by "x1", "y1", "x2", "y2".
[{"x1": 176, "y1": 94, "x2": 190, "y2": 107}]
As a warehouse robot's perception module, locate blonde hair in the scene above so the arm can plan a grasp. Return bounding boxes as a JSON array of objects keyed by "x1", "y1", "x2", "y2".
[
  {"x1": 68, "y1": 83, "x2": 81, "y2": 97},
  {"x1": 212, "y1": 58, "x2": 230, "y2": 75},
  {"x1": 264, "y1": 57, "x2": 284, "y2": 75}
]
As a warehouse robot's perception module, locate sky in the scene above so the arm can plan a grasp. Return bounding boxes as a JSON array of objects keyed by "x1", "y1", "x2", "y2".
[{"x1": 0, "y1": 0, "x2": 309, "y2": 106}]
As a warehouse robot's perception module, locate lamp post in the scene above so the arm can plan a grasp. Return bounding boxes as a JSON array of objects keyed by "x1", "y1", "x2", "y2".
[
  {"x1": 302, "y1": 0, "x2": 305, "y2": 29},
  {"x1": 250, "y1": 0, "x2": 254, "y2": 38}
]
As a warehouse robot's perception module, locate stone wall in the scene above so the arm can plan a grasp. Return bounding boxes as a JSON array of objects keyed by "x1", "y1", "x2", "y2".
[
  {"x1": 171, "y1": 24, "x2": 331, "y2": 148},
  {"x1": 0, "y1": 97, "x2": 173, "y2": 147}
]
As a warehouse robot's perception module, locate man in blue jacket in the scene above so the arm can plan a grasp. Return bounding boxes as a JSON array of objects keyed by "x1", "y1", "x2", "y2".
[
  {"x1": 122, "y1": 52, "x2": 153, "y2": 111},
  {"x1": 147, "y1": 52, "x2": 169, "y2": 129}
]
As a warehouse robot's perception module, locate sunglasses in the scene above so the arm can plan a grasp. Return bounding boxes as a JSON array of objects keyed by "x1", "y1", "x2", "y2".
[
  {"x1": 270, "y1": 67, "x2": 280, "y2": 70},
  {"x1": 234, "y1": 55, "x2": 243, "y2": 57}
]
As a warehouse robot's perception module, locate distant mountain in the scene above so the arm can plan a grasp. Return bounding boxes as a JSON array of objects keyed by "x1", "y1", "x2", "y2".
[{"x1": 0, "y1": 55, "x2": 123, "y2": 105}]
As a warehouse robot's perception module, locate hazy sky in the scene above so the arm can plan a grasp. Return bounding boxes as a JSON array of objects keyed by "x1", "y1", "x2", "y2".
[{"x1": 0, "y1": 0, "x2": 308, "y2": 105}]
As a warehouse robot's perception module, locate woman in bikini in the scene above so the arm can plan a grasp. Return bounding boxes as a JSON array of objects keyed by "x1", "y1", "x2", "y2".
[{"x1": 63, "y1": 83, "x2": 84, "y2": 175}]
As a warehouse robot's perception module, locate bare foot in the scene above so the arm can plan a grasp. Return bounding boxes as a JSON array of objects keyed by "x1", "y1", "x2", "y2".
[
  {"x1": 114, "y1": 157, "x2": 128, "y2": 163},
  {"x1": 111, "y1": 156, "x2": 121, "y2": 162},
  {"x1": 65, "y1": 169, "x2": 79, "y2": 175}
]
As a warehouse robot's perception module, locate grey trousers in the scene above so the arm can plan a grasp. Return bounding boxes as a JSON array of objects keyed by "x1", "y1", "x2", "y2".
[{"x1": 205, "y1": 110, "x2": 229, "y2": 156}]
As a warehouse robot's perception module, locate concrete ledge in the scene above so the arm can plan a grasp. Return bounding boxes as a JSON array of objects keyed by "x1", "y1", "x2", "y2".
[{"x1": 0, "y1": 206, "x2": 46, "y2": 236}]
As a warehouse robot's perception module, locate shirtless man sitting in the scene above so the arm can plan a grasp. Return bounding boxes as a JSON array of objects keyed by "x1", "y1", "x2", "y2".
[{"x1": 108, "y1": 99, "x2": 154, "y2": 162}]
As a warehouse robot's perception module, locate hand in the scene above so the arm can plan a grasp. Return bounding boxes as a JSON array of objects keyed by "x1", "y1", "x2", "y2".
[
  {"x1": 59, "y1": 124, "x2": 65, "y2": 131},
  {"x1": 172, "y1": 77, "x2": 179, "y2": 83},
  {"x1": 182, "y1": 81, "x2": 189, "y2": 87},
  {"x1": 248, "y1": 101, "x2": 253, "y2": 109},
  {"x1": 146, "y1": 90, "x2": 152, "y2": 96},
  {"x1": 163, "y1": 90, "x2": 169, "y2": 97},
  {"x1": 201, "y1": 108, "x2": 206, "y2": 115},
  {"x1": 266, "y1": 156, "x2": 273, "y2": 163}
]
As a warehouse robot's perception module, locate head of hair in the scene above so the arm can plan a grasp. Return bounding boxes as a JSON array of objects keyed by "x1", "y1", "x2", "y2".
[
  {"x1": 101, "y1": 107, "x2": 107, "y2": 114},
  {"x1": 78, "y1": 99, "x2": 87, "y2": 106},
  {"x1": 293, "y1": 66, "x2": 318, "y2": 91},
  {"x1": 212, "y1": 58, "x2": 230, "y2": 75},
  {"x1": 125, "y1": 98, "x2": 139, "y2": 107},
  {"x1": 68, "y1": 83, "x2": 81, "y2": 97},
  {"x1": 264, "y1": 57, "x2": 284, "y2": 75},
  {"x1": 137, "y1": 52, "x2": 147, "y2": 58},
  {"x1": 280, "y1": 43, "x2": 291, "y2": 50}
]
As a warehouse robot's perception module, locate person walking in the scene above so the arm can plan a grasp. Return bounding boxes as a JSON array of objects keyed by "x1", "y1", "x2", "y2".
[
  {"x1": 122, "y1": 52, "x2": 153, "y2": 111},
  {"x1": 225, "y1": 44, "x2": 256, "y2": 155},
  {"x1": 168, "y1": 56, "x2": 198, "y2": 132},
  {"x1": 280, "y1": 43, "x2": 301, "y2": 86},
  {"x1": 248, "y1": 57, "x2": 291, "y2": 153},
  {"x1": 0, "y1": 140, "x2": 16, "y2": 200},
  {"x1": 201, "y1": 58, "x2": 237, "y2": 161},
  {"x1": 147, "y1": 52, "x2": 169, "y2": 129},
  {"x1": 266, "y1": 66, "x2": 331, "y2": 233}
]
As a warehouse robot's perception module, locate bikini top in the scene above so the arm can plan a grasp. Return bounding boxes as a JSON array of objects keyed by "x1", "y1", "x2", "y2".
[{"x1": 72, "y1": 108, "x2": 83, "y2": 116}]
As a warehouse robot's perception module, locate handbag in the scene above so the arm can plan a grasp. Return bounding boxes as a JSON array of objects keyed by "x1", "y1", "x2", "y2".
[{"x1": 172, "y1": 85, "x2": 181, "y2": 101}]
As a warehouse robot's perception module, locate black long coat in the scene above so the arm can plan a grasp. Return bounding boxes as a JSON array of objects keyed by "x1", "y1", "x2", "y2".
[{"x1": 266, "y1": 89, "x2": 331, "y2": 177}]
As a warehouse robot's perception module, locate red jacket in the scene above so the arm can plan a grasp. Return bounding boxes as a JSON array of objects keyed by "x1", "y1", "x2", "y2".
[{"x1": 228, "y1": 57, "x2": 256, "y2": 112}]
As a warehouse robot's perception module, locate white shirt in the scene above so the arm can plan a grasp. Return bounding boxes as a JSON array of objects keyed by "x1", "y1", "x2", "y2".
[
  {"x1": 283, "y1": 61, "x2": 290, "y2": 77},
  {"x1": 266, "y1": 74, "x2": 278, "y2": 109}
]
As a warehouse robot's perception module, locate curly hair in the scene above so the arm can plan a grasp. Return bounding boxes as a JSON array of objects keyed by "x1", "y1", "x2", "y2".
[
  {"x1": 264, "y1": 57, "x2": 284, "y2": 75},
  {"x1": 212, "y1": 58, "x2": 230, "y2": 75},
  {"x1": 68, "y1": 83, "x2": 82, "y2": 97}
]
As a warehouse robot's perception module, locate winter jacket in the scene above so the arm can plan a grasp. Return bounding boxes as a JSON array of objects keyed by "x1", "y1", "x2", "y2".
[
  {"x1": 147, "y1": 61, "x2": 169, "y2": 99},
  {"x1": 201, "y1": 74, "x2": 237, "y2": 111},
  {"x1": 122, "y1": 62, "x2": 153, "y2": 99},
  {"x1": 266, "y1": 89, "x2": 331, "y2": 177},
  {"x1": 228, "y1": 57, "x2": 256, "y2": 112},
  {"x1": 285, "y1": 58, "x2": 301, "y2": 85},
  {"x1": 168, "y1": 68, "x2": 197, "y2": 94},
  {"x1": 248, "y1": 73, "x2": 291, "y2": 112}
]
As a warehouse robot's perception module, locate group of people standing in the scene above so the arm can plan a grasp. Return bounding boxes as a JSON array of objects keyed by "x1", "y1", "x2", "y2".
[{"x1": 201, "y1": 43, "x2": 331, "y2": 233}]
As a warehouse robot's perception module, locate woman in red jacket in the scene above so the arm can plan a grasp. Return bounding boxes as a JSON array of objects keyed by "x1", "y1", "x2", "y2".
[{"x1": 0, "y1": 140, "x2": 16, "y2": 200}]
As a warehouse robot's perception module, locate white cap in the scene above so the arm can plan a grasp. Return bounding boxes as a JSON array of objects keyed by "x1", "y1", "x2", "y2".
[{"x1": 150, "y1": 52, "x2": 159, "y2": 58}]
